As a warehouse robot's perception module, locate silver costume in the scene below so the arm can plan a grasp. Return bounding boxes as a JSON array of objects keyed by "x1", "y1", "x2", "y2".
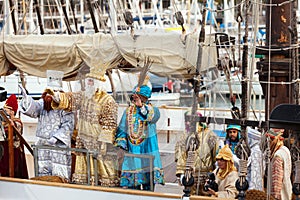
[{"x1": 20, "y1": 96, "x2": 74, "y2": 181}]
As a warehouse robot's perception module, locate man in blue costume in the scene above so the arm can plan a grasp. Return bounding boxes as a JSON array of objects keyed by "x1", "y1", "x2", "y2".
[
  {"x1": 224, "y1": 124, "x2": 241, "y2": 168},
  {"x1": 115, "y1": 83, "x2": 165, "y2": 191},
  {"x1": 225, "y1": 125, "x2": 241, "y2": 154}
]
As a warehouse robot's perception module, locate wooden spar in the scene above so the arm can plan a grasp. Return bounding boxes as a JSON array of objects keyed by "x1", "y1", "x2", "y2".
[
  {"x1": 189, "y1": 116, "x2": 267, "y2": 129},
  {"x1": 256, "y1": 0, "x2": 293, "y2": 120},
  {"x1": 8, "y1": 122, "x2": 14, "y2": 177},
  {"x1": 86, "y1": 0, "x2": 99, "y2": 33},
  {"x1": 180, "y1": 0, "x2": 208, "y2": 197},
  {"x1": 291, "y1": 0, "x2": 299, "y2": 104},
  {"x1": 191, "y1": 0, "x2": 207, "y2": 120},
  {"x1": 234, "y1": 0, "x2": 252, "y2": 198},
  {"x1": 22, "y1": 0, "x2": 27, "y2": 34},
  {"x1": 33, "y1": 0, "x2": 45, "y2": 34},
  {"x1": 0, "y1": 109, "x2": 34, "y2": 156},
  {"x1": 240, "y1": 0, "x2": 249, "y2": 142},
  {"x1": 60, "y1": 0, "x2": 72, "y2": 34},
  {"x1": 70, "y1": 0, "x2": 79, "y2": 33},
  {"x1": 94, "y1": 3, "x2": 108, "y2": 34},
  {"x1": 8, "y1": 0, "x2": 17, "y2": 34},
  {"x1": 106, "y1": 69, "x2": 116, "y2": 99}
]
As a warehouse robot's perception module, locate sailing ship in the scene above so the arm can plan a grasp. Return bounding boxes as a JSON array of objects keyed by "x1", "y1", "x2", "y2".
[{"x1": 0, "y1": 0, "x2": 300, "y2": 199}]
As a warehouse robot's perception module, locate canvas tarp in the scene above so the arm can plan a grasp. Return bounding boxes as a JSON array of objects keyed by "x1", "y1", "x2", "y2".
[{"x1": 0, "y1": 32, "x2": 217, "y2": 79}]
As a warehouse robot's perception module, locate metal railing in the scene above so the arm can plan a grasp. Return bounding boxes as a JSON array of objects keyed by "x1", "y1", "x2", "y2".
[{"x1": 32, "y1": 145, "x2": 155, "y2": 191}]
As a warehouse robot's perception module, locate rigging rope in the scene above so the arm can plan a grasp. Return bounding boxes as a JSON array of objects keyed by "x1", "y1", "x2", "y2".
[{"x1": 295, "y1": 160, "x2": 300, "y2": 183}]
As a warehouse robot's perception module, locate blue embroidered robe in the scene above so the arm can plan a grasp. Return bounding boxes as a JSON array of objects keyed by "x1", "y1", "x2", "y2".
[{"x1": 115, "y1": 104, "x2": 165, "y2": 190}]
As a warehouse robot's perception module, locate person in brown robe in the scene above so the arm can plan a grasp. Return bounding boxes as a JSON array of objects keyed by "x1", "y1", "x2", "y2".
[{"x1": 0, "y1": 94, "x2": 28, "y2": 179}]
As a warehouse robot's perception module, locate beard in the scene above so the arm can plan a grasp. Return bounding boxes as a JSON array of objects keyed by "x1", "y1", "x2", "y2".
[
  {"x1": 42, "y1": 92, "x2": 53, "y2": 112},
  {"x1": 230, "y1": 135, "x2": 238, "y2": 142},
  {"x1": 84, "y1": 84, "x2": 96, "y2": 100}
]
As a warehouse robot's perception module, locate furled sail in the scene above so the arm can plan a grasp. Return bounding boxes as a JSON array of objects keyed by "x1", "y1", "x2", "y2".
[{"x1": 0, "y1": 32, "x2": 217, "y2": 79}]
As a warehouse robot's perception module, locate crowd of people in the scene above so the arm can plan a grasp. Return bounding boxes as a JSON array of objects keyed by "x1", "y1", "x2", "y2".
[
  {"x1": 0, "y1": 70, "x2": 165, "y2": 191},
  {"x1": 175, "y1": 117, "x2": 293, "y2": 200},
  {"x1": 0, "y1": 69, "x2": 295, "y2": 199}
]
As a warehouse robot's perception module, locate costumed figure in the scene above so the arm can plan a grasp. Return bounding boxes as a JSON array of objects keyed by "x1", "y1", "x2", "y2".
[
  {"x1": 51, "y1": 70, "x2": 119, "y2": 186},
  {"x1": 114, "y1": 79, "x2": 165, "y2": 191},
  {"x1": 223, "y1": 124, "x2": 241, "y2": 168},
  {"x1": 19, "y1": 70, "x2": 74, "y2": 181},
  {"x1": 206, "y1": 144, "x2": 239, "y2": 198},
  {"x1": 175, "y1": 110, "x2": 218, "y2": 195},
  {"x1": 265, "y1": 129, "x2": 292, "y2": 200},
  {"x1": 247, "y1": 127, "x2": 263, "y2": 191},
  {"x1": 0, "y1": 94, "x2": 28, "y2": 178}
]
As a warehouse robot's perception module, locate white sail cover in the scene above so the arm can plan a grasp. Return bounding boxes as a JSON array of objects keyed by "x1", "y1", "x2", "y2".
[{"x1": 0, "y1": 32, "x2": 217, "y2": 79}]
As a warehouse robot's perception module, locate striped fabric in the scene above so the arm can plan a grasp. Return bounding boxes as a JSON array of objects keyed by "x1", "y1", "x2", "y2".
[{"x1": 271, "y1": 156, "x2": 283, "y2": 200}]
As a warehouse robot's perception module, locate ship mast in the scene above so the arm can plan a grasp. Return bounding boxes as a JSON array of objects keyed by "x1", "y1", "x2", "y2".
[
  {"x1": 8, "y1": 0, "x2": 17, "y2": 34},
  {"x1": 33, "y1": 0, "x2": 45, "y2": 34},
  {"x1": 181, "y1": 0, "x2": 207, "y2": 198},
  {"x1": 256, "y1": 0, "x2": 295, "y2": 120}
]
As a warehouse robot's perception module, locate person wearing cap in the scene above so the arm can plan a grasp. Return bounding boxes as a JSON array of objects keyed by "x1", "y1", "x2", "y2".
[
  {"x1": 206, "y1": 144, "x2": 238, "y2": 198},
  {"x1": 51, "y1": 70, "x2": 119, "y2": 187},
  {"x1": 225, "y1": 124, "x2": 241, "y2": 153},
  {"x1": 265, "y1": 129, "x2": 292, "y2": 200},
  {"x1": 0, "y1": 94, "x2": 28, "y2": 179},
  {"x1": 114, "y1": 83, "x2": 165, "y2": 190},
  {"x1": 175, "y1": 110, "x2": 218, "y2": 195},
  {"x1": 222, "y1": 124, "x2": 242, "y2": 168},
  {"x1": 19, "y1": 70, "x2": 75, "y2": 181}
]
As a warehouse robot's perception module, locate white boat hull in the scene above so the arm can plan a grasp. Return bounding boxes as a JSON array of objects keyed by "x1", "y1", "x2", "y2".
[{"x1": 0, "y1": 177, "x2": 182, "y2": 200}]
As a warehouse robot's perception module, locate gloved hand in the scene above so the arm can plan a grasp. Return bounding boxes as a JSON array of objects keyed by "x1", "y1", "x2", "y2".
[
  {"x1": 177, "y1": 174, "x2": 184, "y2": 186},
  {"x1": 52, "y1": 91, "x2": 60, "y2": 103},
  {"x1": 18, "y1": 84, "x2": 30, "y2": 108},
  {"x1": 46, "y1": 137, "x2": 57, "y2": 146}
]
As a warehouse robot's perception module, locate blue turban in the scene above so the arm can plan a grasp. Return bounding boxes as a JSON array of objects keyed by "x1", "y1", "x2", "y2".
[
  {"x1": 132, "y1": 85, "x2": 152, "y2": 98},
  {"x1": 226, "y1": 124, "x2": 241, "y2": 132},
  {"x1": 225, "y1": 124, "x2": 241, "y2": 141}
]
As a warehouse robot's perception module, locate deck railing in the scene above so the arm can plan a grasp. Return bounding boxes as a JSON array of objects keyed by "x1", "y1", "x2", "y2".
[{"x1": 32, "y1": 145, "x2": 155, "y2": 191}]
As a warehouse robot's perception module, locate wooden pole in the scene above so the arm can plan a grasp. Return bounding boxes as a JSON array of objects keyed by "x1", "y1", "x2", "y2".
[
  {"x1": 8, "y1": 123, "x2": 14, "y2": 177},
  {"x1": 70, "y1": 0, "x2": 79, "y2": 33},
  {"x1": 0, "y1": 110, "x2": 33, "y2": 155},
  {"x1": 33, "y1": 0, "x2": 45, "y2": 34},
  {"x1": 86, "y1": 0, "x2": 99, "y2": 33},
  {"x1": 60, "y1": 0, "x2": 72, "y2": 34},
  {"x1": 257, "y1": 0, "x2": 292, "y2": 120},
  {"x1": 8, "y1": 0, "x2": 17, "y2": 34}
]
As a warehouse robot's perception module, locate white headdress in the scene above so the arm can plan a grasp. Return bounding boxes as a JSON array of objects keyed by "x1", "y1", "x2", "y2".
[{"x1": 46, "y1": 70, "x2": 64, "y2": 91}]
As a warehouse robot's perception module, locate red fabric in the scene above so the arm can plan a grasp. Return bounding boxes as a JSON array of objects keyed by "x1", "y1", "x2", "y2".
[
  {"x1": 164, "y1": 81, "x2": 173, "y2": 91},
  {"x1": 4, "y1": 94, "x2": 18, "y2": 114}
]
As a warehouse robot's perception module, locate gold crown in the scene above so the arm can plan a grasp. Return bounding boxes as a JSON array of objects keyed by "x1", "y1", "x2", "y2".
[{"x1": 86, "y1": 68, "x2": 106, "y2": 82}]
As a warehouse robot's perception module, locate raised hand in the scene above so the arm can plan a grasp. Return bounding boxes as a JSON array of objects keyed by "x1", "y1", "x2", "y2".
[
  {"x1": 131, "y1": 94, "x2": 142, "y2": 107},
  {"x1": 18, "y1": 84, "x2": 30, "y2": 108},
  {"x1": 18, "y1": 84, "x2": 28, "y2": 98}
]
